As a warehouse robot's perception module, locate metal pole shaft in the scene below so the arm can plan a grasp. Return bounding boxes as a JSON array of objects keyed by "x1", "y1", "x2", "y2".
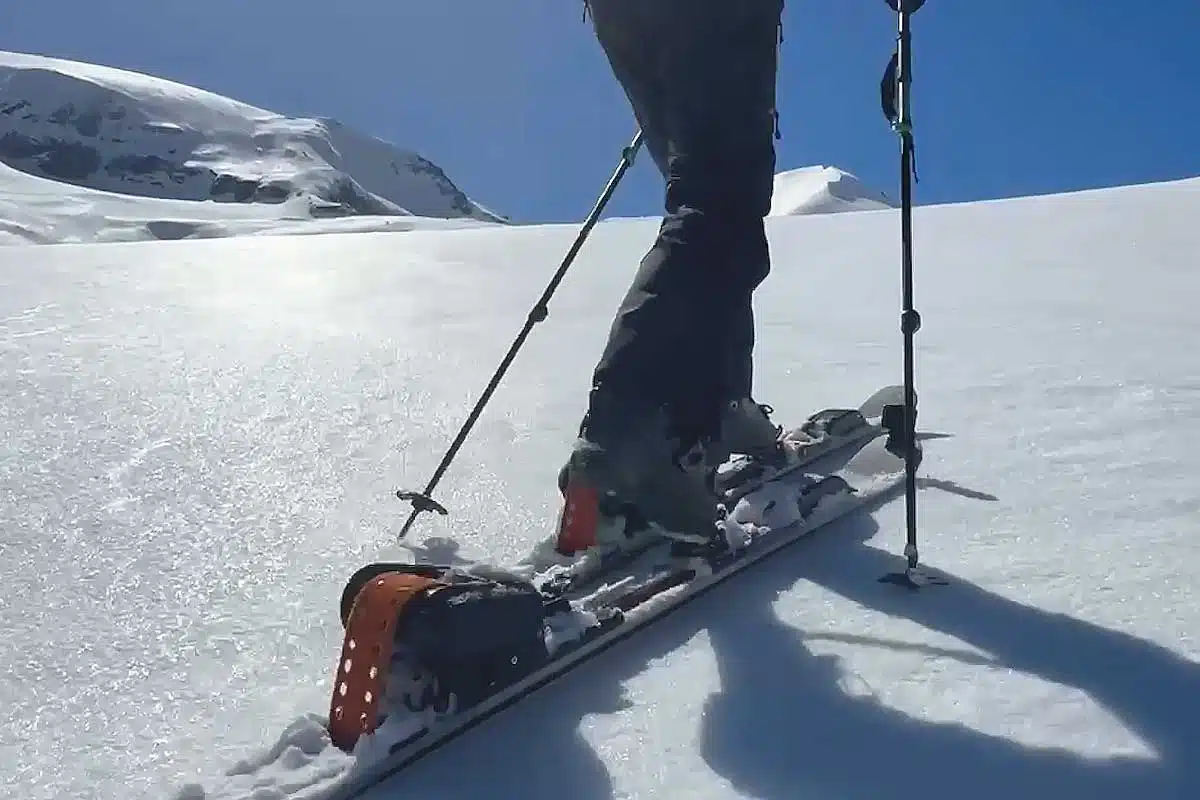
[
  {"x1": 896, "y1": 6, "x2": 923, "y2": 570},
  {"x1": 396, "y1": 131, "x2": 644, "y2": 539}
]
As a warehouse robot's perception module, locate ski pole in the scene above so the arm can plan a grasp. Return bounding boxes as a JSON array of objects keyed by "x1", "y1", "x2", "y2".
[
  {"x1": 394, "y1": 131, "x2": 645, "y2": 540},
  {"x1": 877, "y1": 0, "x2": 945, "y2": 589}
]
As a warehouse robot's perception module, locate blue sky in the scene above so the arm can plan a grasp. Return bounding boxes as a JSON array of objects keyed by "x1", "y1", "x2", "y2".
[{"x1": 3, "y1": 0, "x2": 1197, "y2": 222}]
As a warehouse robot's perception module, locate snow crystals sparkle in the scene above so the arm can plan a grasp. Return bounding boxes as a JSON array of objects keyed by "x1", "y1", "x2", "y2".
[{"x1": 4, "y1": 50, "x2": 1200, "y2": 800}]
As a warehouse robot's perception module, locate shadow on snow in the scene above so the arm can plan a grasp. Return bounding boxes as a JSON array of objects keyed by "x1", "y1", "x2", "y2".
[{"x1": 390, "y1": 475, "x2": 1196, "y2": 800}]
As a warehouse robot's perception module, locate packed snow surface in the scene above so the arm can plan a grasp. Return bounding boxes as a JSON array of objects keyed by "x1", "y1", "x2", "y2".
[
  {"x1": 3, "y1": 174, "x2": 1200, "y2": 800},
  {"x1": 0, "y1": 50, "x2": 505, "y2": 244}
]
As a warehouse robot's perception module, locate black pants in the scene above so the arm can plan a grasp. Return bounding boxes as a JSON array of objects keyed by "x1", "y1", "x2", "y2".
[{"x1": 583, "y1": 0, "x2": 783, "y2": 443}]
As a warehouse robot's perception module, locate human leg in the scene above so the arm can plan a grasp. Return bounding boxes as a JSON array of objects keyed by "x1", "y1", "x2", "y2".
[{"x1": 558, "y1": 0, "x2": 784, "y2": 551}]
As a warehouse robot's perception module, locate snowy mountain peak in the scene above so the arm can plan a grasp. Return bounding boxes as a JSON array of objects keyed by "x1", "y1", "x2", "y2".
[
  {"x1": 769, "y1": 165, "x2": 896, "y2": 216},
  {"x1": 0, "y1": 50, "x2": 505, "y2": 225}
]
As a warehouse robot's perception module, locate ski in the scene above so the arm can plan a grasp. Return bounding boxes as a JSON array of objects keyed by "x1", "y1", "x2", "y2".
[{"x1": 321, "y1": 387, "x2": 917, "y2": 800}]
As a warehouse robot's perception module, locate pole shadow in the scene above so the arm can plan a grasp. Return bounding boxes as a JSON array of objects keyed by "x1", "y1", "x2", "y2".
[{"x1": 698, "y1": 510, "x2": 1198, "y2": 799}]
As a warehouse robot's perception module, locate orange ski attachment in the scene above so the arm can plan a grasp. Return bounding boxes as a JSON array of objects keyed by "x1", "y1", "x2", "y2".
[
  {"x1": 328, "y1": 571, "x2": 442, "y2": 752},
  {"x1": 554, "y1": 478, "x2": 601, "y2": 555}
]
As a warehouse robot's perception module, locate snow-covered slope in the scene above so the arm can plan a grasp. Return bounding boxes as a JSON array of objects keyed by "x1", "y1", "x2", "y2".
[
  {"x1": 769, "y1": 165, "x2": 897, "y2": 216},
  {"x1": 0, "y1": 158, "x2": 496, "y2": 245},
  {"x1": 0, "y1": 50, "x2": 505, "y2": 239},
  {"x1": 5, "y1": 175, "x2": 1200, "y2": 800}
]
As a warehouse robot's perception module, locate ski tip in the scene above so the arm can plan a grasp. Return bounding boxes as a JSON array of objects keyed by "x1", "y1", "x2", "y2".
[{"x1": 858, "y1": 384, "x2": 910, "y2": 420}]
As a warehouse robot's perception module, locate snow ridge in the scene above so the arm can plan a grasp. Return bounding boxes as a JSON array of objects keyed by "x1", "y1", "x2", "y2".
[
  {"x1": 769, "y1": 165, "x2": 897, "y2": 216},
  {"x1": 0, "y1": 51, "x2": 505, "y2": 229}
]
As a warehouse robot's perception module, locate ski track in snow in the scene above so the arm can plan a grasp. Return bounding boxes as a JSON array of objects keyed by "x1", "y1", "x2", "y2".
[{"x1": 2, "y1": 175, "x2": 1200, "y2": 800}]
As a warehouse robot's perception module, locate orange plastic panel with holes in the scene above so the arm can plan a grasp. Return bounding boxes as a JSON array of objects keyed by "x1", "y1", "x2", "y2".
[{"x1": 328, "y1": 571, "x2": 439, "y2": 752}]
